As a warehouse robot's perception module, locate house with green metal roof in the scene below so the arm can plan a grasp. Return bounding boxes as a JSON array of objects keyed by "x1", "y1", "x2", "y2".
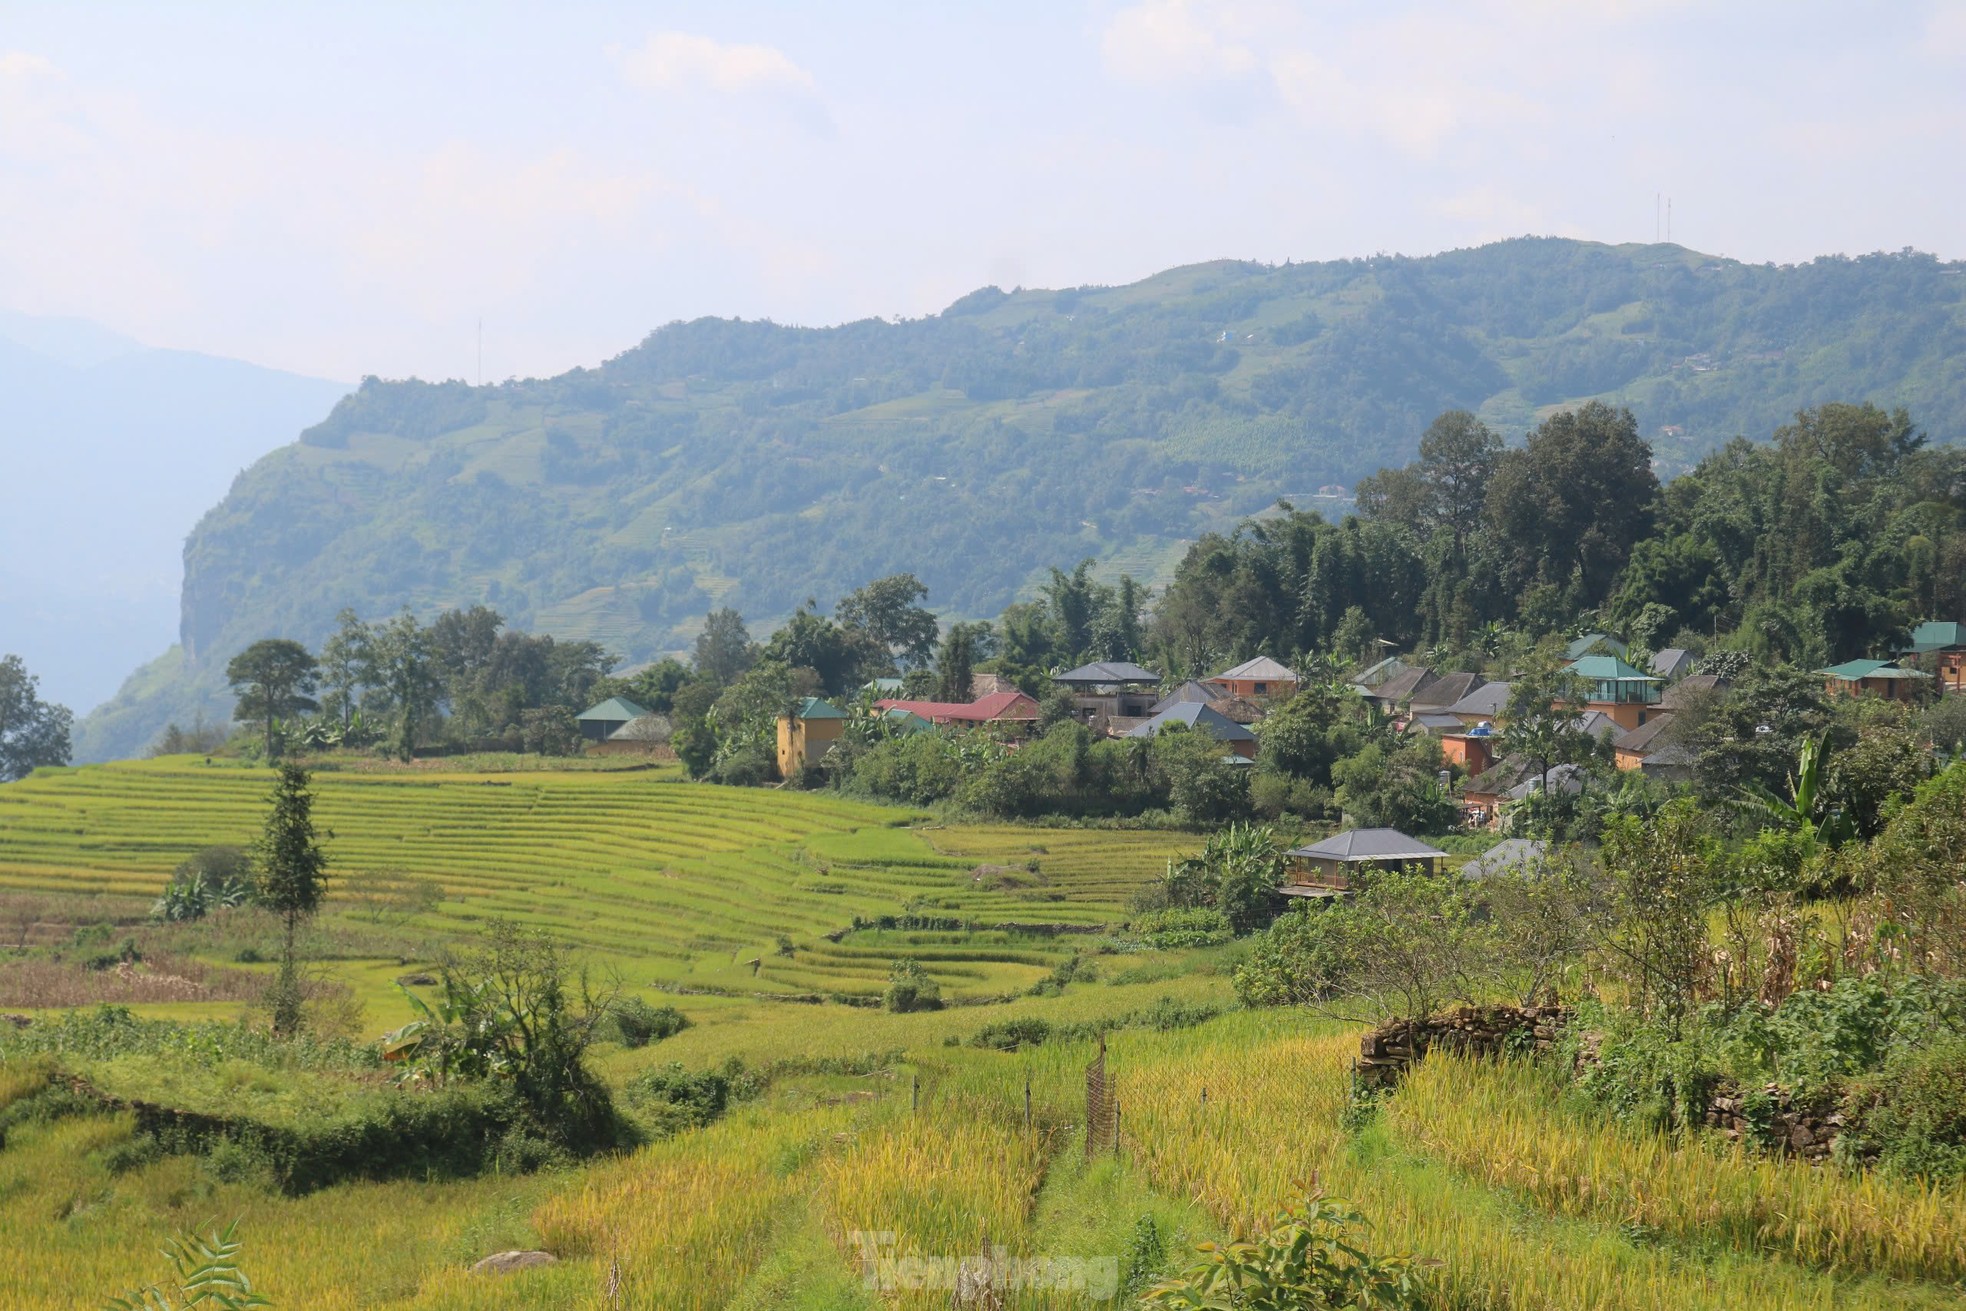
[
  {"x1": 1904, "y1": 621, "x2": 1966, "y2": 694},
  {"x1": 1565, "y1": 632, "x2": 1629, "y2": 661},
  {"x1": 1564, "y1": 655, "x2": 1661, "y2": 730},
  {"x1": 776, "y1": 697, "x2": 849, "y2": 779},
  {"x1": 1818, "y1": 658, "x2": 1932, "y2": 702},
  {"x1": 575, "y1": 696, "x2": 651, "y2": 742}
]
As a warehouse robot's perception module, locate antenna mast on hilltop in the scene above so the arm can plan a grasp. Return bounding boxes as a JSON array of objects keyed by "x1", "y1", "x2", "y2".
[
  {"x1": 1655, "y1": 193, "x2": 1660, "y2": 243},
  {"x1": 477, "y1": 318, "x2": 483, "y2": 387},
  {"x1": 1667, "y1": 198, "x2": 1673, "y2": 244}
]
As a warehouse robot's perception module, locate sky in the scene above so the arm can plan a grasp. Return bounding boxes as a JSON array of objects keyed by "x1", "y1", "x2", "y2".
[{"x1": 2, "y1": 1, "x2": 1964, "y2": 384}]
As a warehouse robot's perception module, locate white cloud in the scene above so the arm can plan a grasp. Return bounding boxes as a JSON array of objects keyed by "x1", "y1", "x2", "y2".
[
  {"x1": 612, "y1": 31, "x2": 816, "y2": 96},
  {"x1": 0, "y1": 50, "x2": 55, "y2": 78},
  {"x1": 1101, "y1": 0, "x2": 1262, "y2": 83}
]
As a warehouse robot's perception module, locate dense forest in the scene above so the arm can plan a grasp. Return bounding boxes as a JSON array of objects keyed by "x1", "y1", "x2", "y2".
[{"x1": 79, "y1": 237, "x2": 1966, "y2": 760}]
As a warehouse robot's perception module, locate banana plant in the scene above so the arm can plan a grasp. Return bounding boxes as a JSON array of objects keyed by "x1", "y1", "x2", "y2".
[
  {"x1": 380, "y1": 975, "x2": 508, "y2": 1084},
  {"x1": 103, "y1": 1218, "x2": 270, "y2": 1310},
  {"x1": 1741, "y1": 731, "x2": 1855, "y2": 852}
]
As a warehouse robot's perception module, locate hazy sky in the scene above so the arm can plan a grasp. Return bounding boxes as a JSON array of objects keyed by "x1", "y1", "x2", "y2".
[{"x1": 3, "y1": 1, "x2": 1963, "y2": 383}]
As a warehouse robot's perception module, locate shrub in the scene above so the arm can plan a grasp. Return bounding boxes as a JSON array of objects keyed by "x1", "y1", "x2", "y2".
[
  {"x1": 1143, "y1": 1188, "x2": 1429, "y2": 1309},
  {"x1": 627, "y1": 1062, "x2": 732, "y2": 1136},
  {"x1": 969, "y1": 1018, "x2": 1052, "y2": 1051},
  {"x1": 1863, "y1": 1036, "x2": 1966, "y2": 1182},
  {"x1": 1129, "y1": 907, "x2": 1235, "y2": 949},
  {"x1": 599, "y1": 997, "x2": 690, "y2": 1049},
  {"x1": 883, "y1": 958, "x2": 943, "y2": 1013}
]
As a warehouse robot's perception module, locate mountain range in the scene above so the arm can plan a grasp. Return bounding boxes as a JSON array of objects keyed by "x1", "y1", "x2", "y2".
[
  {"x1": 0, "y1": 311, "x2": 346, "y2": 718},
  {"x1": 73, "y1": 236, "x2": 1966, "y2": 761}
]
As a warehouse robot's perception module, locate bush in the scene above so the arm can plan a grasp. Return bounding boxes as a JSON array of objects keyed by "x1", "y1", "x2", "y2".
[
  {"x1": 1233, "y1": 905, "x2": 1356, "y2": 1008},
  {"x1": 1143, "y1": 1189, "x2": 1429, "y2": 1308},
  {"x1": 883, "y1": 958, "x2": 943, "y2": 1013},
  {"x1": 627, "y1": 1062, "x2": 733, "y2": 1136},
  {"x1": 1863, "y1": 1036, "x2": 1966, "y2": 1182},
  {"x1": 1129, "y1": 907, "x2": 1234, "y2": 949},
  {"x1": 969, "y1": 1018, "x2": 1052, "y2": 1051},
  {"x1": 599, "y1": 997, "x2": 690, "y2": 1049}
]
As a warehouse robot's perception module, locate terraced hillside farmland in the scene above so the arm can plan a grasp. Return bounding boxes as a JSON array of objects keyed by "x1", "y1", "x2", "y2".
[{"x1": 0, "y1": 759, "x2": 1186, "y2": 1003}]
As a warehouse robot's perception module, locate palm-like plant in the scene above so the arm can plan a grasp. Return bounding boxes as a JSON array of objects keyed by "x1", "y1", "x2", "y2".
[
  {"x1": 1742, "y1": 731, "x2": 1855, "y2": 852},
  {"x1": 104, "y1": 1219, "x2": 270, "y2": 1310}
]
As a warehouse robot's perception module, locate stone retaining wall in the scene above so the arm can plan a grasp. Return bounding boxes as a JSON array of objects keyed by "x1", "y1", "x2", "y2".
[{"x1": 1356, "y1": 1004, "x2": 1571, "y2": 1089}]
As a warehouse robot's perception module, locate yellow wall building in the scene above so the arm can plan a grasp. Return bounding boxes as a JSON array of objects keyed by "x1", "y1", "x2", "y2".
[{"x1": 775, "y1": 697, "x2": 848, "y2": 778}]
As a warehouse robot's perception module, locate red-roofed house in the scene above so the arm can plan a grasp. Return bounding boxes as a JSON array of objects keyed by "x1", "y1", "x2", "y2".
[{"x1": 874, "y1": 690, "x2": 1040, "y2": 727}]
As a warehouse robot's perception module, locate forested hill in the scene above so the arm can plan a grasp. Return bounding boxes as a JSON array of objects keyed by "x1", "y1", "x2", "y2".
[{"x1": 79, "y1": 237, "x2": 1966, "y2": 759}]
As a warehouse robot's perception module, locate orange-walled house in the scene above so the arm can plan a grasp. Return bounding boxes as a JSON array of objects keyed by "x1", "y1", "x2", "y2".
[{"x1": 1206, "y1": 656, "x2": 1299, "y2": 701}]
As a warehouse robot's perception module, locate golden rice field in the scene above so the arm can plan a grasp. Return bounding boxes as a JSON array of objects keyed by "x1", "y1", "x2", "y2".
[
  {"x1": 4, "y1": 759, "x2": 1961, "y2": 1309},
  {"x1": 0, "y1": 758, "x2": 1196, "y2": 1004}
]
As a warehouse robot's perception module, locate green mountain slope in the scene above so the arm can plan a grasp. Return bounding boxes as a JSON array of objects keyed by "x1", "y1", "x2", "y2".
[{"x1": 78, "y1": 237, "x2": 1966, "y2": 760}]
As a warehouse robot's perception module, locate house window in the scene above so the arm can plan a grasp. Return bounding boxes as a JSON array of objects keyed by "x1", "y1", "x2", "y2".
[{"x1": 1253, "y1": 682, "x2": 1266, "y2": 694}]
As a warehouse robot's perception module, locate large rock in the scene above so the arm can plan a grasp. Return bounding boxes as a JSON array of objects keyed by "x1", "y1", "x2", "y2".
[{"x1": 471, "y1": 1251, "x2": 558, "y2": 1276}]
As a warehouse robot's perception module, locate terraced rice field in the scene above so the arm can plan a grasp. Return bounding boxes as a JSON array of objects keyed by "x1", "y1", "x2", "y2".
[{"x1": 0, "y1": 760, "x2": 1180, "y2": 1000}]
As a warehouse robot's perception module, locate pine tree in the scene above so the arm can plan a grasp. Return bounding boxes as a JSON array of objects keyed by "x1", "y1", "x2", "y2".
[{"x1": 255, "y1": 764, "x2": 328, "y2": 1036}]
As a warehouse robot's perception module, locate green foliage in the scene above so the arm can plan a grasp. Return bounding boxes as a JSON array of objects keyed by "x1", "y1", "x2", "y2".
[
  {"x1": 598, "y1": 997, "x2": 690, "y2": 1049},
  {"x1": 225, "y1": 639, "x2": 318, "y2": 762},
  {"x1": 882, "y1": 958, "x2": 943, "y2": 1013},
  {"x1": 0, "y1": 653, "x2": 72, "y2": 780},
  {"x1": 151, "y1": 847, "x2": 254, "y2": 924},
  {"x1": 1143, "y1": 1188, "x2": 1430, "y2": 1310},
  {"x1": 253, "y1": 766, "x2": 328, "y2": 1037},
  {"x1": 967, "y1": 1017, "x2": 1052, "y2": 1051},
  {"x1": 625, "y1": 1061, "x2": 733, "y2": 1136},
  {"x1": 387, "y1": 920, "x2": 622, "y2": 1154},
  {"x1": 103, "y1": 1218, "x2": 271, "y2": 1311},
  {"x1": 1862, "y1": 1035, "x2": 1966, "y2": 1182},
  {"x1": 1332, "y1": 738, "x2": 1456, "y2": 834},
  {"x1": 1233, "y1": 866, "x2": 1487, "y2": 1019},
  {"x1": 1596, "y1": 801, "x2": 1724, "y2": 1029},
  {"x1": 1128, "y1": 906, "x2": 1234, "y2": 949}
]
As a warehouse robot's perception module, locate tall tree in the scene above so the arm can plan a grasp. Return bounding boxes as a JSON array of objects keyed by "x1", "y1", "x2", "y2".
[
  {"x1": 692, "y1": 608, "x2": 755, "y2": 687},
  {"x1": 837, "y1": 573, "x2": 939, "y2": 672},
  {"x1": 935, "y1": 621, "x2": 994, "y2": 702},
  {"x1": 0, "y1": 654, "x2": 72, "y2": 781},
  {"x1": 760, "y1": 602, "x2": 863, "y2": 694},
  {"x1": 317, "y1": 610, "x2": 374, "y2": 735},
  {"x1": 370, "y1": 611, "x2": 440, "y2": 762},
  {"x1": 1355, "y1": 409, "x2": 1501, "y2": 551},
  {"x1": 1043, "y1": 560, "x2": 1105, "y2": 665},
  {"x1": 1092, "y1": 575, "x2": 1147, "y2": 662},
  {"x1": 255, "y1": 764, "x2": 328, "y2": 1037},
  {"x1": 1485, "y1": 401, "x2": 1658, "y2": 616},
  {"x1": 428, "y1": 605, "x2": 505, "y2": 733},
  {"x1": 225, "y1": 639, "x2": 319, "y2": 760}
]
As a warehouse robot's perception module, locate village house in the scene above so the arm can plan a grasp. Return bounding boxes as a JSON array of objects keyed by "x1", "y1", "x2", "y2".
[
  {"x1": 1817, "y1": 658, "x2": 1933, "y2": 702},
  {"x1": 875, "y1": 689, "x2": 1040, "y2": 728},
  {"x1": 1053, "y1": 660, "x2": 1162, "y2": 721},
  {"x1": 1904, "y1": 621, "x2": 1966, "y2": 694},
  {"x1": 1355, "y1": 665, "x2": 1437, "y2": 717},
  {"x1": 1658, "y1": 672, "x2": 1729, "y2": 709},
  {"x1": 1565, "y1": 655, "x2": 1663, "y2": 732},
  {"x1": 1650, "y1": 647, "x2": 1696, "y2": 681},
  {"x1": 575, "y1": 696, "x2": 651, "y2": 743},
  {"x1": 1123, "y1": 701, "x2": 1259, "y2": 758},
  {"x1": 1459, "y1": 837, "x2": 1548, "y2": 881},
  {"x1": 1566, "y1": 632, "x2": 1629, "y2": 661},
  {"x1": 1611, "y1": 713, "x2": 1677, "y2": 771},
  {"x1": 1206, "y1": 656, "x2": 1299, "y2": 700},
  {"x1": 1282, "y1": 828, "x2": 1446, "y2": 898},
  {"x1": 1444, "y1": 681, "x2": 1510, "y2": 728},
  {"x1": 775, "y1": 696, "x2": 848, "y2": 777}
]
